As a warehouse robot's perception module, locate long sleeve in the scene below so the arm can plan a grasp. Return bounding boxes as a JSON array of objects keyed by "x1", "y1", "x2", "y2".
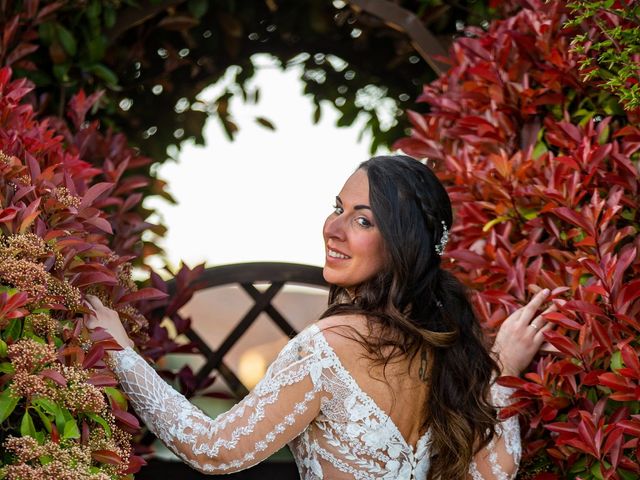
[
  {"x1": 109, "y1": 328, "x2": 326, "y2": 474},
  {"x1": 468, "y1": 383, "x2": 522, "y2": 480}
]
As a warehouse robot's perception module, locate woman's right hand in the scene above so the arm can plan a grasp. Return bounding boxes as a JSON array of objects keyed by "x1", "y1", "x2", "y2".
[
  {"x1": 85, "y1": 295, "x2": 134, "y2": 349},
  {"x1": 492, "y1": 288, "x2": 557, "y2": 377}
]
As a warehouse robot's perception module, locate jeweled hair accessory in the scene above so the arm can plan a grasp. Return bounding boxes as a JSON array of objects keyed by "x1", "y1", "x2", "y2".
[{"x1": 435, "y1": 220, "x2": 449, "y2": 256}]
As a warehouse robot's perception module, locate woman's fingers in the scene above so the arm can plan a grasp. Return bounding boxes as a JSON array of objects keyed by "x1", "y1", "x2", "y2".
[
  {"x1": 517, "y1": 288, "x2": 550, "y2": 326},
  {"x1": 527, "y1": 303, "x2": 557, "y2": 334}
]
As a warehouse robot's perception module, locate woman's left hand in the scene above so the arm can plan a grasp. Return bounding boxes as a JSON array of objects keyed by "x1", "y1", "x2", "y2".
[
  {"x1": 492, "y1": 288, "x2": 557, "y2": 377},
  {"x1": 85, "y1": 295, "x2": 135, "y2": 349}
]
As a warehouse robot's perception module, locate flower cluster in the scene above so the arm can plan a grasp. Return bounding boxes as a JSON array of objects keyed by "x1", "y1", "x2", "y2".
[
  {"x1": 3, "y1": 436, "x2": 114, "y2": 480},
  {"x1": 0, "y1": 69, "x2": 157, "y2": 477},
  {"x1": 7, "y1": 338, "x2": 57, "y2": 373},
  {"x1": 29, "y1": 312, "x2": 59, "y2": 338},
  {"x1": 0, "y1": 257, "x2": 49, "y2": 300},
  {"x1": 53, "y1": 365, "x2": 106, "y2": 414}
]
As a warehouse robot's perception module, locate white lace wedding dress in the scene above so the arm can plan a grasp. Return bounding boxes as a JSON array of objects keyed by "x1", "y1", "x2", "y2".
[{"x1": 111, "y1": 323, "x2": 521, "y2": 479}]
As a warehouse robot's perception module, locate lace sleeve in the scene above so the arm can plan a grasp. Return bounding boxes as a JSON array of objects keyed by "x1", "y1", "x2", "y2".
[
  {"x1": 109, "y1": 328, "x2": 326, "y2": 474},
  {"x1": 468, "y1": 382, "x2": 522, "y2": 480}
]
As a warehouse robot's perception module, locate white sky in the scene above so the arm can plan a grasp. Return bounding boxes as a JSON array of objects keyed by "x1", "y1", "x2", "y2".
[{"x1": 144, "y1": 54, "x2": 390, "y2": 272}]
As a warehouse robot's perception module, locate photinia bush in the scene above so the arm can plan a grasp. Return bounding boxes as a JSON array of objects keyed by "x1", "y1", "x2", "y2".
[
  {"x1": 0, "y1": 67, "x2": 169, "y2": 478},
  {"x1": 396, "y1": 1, "x2": 640, "y2": 478}
]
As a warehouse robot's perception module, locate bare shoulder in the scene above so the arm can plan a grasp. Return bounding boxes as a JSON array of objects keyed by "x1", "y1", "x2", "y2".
[{"x1": 314, "y1": 314, "x2": 369, "y2": 355}]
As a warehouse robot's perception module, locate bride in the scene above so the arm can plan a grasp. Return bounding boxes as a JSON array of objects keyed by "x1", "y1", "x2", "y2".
[{"x1": 88, "y1": 155, "x2": 554, "y2": 479}]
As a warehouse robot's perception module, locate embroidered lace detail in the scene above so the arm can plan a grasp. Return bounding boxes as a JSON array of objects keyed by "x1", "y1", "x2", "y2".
[
  {"x1": 469, "y1": 382, "x2": 521, "y2": 480},
  {"x1": 110, "y1": 324, "x2": 521, "y2": 478}
]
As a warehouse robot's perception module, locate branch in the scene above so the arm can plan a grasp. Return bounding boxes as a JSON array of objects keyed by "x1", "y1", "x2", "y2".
[
  {"x1": 346, "y1": 0, "x2": 450, "y2": 75},
  {"x1": 106, "y1": 0, "x2": 188, "y2": 44}
]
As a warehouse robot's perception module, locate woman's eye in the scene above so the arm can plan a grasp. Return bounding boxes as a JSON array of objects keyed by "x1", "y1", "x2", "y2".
[
  {"x1": 356, "y1": 217, "x2": 372, "y2": 228},
  {"x1": 332, "y1": 205, "x2": 344, "y2": 215}
]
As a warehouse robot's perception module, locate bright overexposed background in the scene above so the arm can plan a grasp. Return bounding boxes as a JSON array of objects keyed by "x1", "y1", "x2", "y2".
[{"x1": 144, "y1": 54, "x2": 391, "y2": 271}]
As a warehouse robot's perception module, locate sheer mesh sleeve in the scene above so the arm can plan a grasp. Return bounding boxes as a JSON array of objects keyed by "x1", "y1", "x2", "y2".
[
  {"x1": 109, "y1": 328, "x2": 326, "y2": 474},
  {"x1": 468, "y1": 383, "x2": 522, "y2": 480}
]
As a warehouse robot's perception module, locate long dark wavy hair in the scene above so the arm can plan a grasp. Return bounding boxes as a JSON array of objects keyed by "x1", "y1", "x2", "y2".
[{"x1": 321, "y1": 154, "x2": 500, "y2": 479}]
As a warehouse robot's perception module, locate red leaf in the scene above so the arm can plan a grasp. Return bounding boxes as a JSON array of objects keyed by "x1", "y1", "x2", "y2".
[
  {"x1": 40, "y1": 369, "x2": 67, "y2": 386},
  {"x1": 83, "y1": 215, "x2": 113, "y2": 234},
  {"x1": 82, "y1": 344, "x2": 104, "y2": 369},
  {"x1": 74, "y1": 271, "x2": 118, "y2": 287},
  {"x1": 545, "y1": 421, "x2": 577, "y2": 434},
  {"x1": 618, "y1": 419, "x2": 640, "y2": 436},
  {"x1": 603, "y1": 427, "x2": 623, "y2": 468},
  {"x1": 58, "y1": 346, "x2": 84, "y2": 365},
  {"x1": 87, "y1": 373, "x2": 118, "y2": 387},
  {"x1": 543, "y1": 331, "x2": 580, "y2": 357},
  {"x1": 553, "y1": 207, "x2": 594, "y2": 236},
  {"x1": 0, "y1": 207, "x2": 18, "y2": 223},
  {"x1": 91, "y1": 449, "x2": 123, "y2": 465},
  {"x1": 112, "y1": 408, "x2": 140, "y2": 430},
  {"x1": 119, "y1": 288, "x2": 169, "y2": 304},
  {"x1": 598, "y1": 373, "x2": 634, "y2": 392},
  {"x1": 6, "y1": 43, "x2": 39, "y2": 66},
  {"x1": 122, "y1": 455, "x2": 147, "y2": 474},
  {"x1": 79, "y1": 182, "x2": 114, "y2": 210},
  {"x1": 544, "y1": 312, "x2": 582, "y2": 330}
]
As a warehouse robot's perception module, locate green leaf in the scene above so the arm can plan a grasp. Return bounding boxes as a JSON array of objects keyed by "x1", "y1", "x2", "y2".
[
  {"x1": 88, "y1": 64, "x2": 118, "y2": 85},
  {"x1": 482, "y1": 215, "x2": 510, "y2": 232},
  {"x1": 620, "y1": 468, "x2": 640, "y2": 480},
  {"x1": 313, "y1": 104, "x2": 321, "y2": 124},
  {"x1": 53, "y1": 404, "x2": 67, "y2": 433},
  {"x1": 188, "y1": 0, "x2": 209, "y2": 18},
  {"x1": 611, "y1": 350, "x2": 623, "y2": 371},
  {"x1": 0, "y1": 387, "x2": 19, "y2": 422},
  {"x1": 52, "y1": 64, "x2": 70, "y2": 82},
  {"x1": 104, "y1": 387, "x2": 127, "y2": 410},
  {"x1": 86, "y1": 412, "x2": 112, "y2": 438},
  {"x1": 33, "y1": 398, "x2": 60, "y2": 416},
  {"x1": 56, "y1": 24, "x2": 77, "y2": 56},
  {"x1": 0, "y1": 362, "x2": 15, "y2": 374},
  {"x1": 104, "y1": 7, "x2": 117, "y2": 29},
  {"x1": 591, "y1": 461, "x2": 605, "y2": 480},
  {"x1": 32, "y1": 405, "x2": 52, "y2": 433},
  {"x1": 532, "y1": 141, "x2": 548, "y2": 159},
  {"x1": 20, "y1": 411, "x2": 37, "y2": 438},
  {"x1": 3, "y1": 318, "x2": 22, "y2": 342},
  {"x1": 38, "y1": 22, "x2": 56, "y2": 45},
  {"x1": 86, "y1": 36, "x2": 107, "y2": 63},
  {"x1": 63, "y1": 417, "x2": 80, "y2": 439},
  {"x1": 86, "y1": 0, "x2": 101, "y2": 20},
  {"x1": 255, "y1": 116, "x2": 276, "y2": 130},
  {"x1": 597, "y1": 123, "x2": 610, "y2": 144},
  {"x1": 0, "y1": 339, "x2": 7, "y2": 357}
]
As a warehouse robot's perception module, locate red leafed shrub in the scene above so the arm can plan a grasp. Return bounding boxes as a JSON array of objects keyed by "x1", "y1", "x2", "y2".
[
  {"x1": 396, "y1": 1, "x2": 640, "y2": 478},
  {"x1": 0, "y1": 67, "x2": 170, "y2": 478}
]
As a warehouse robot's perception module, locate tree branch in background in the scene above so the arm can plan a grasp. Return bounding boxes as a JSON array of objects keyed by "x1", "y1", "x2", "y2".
[
  {"x1": 106, "y1": 0, "x2": 188, "y2": 44},
  {"x1": 347, "y1": 0, "x2": 450, "y2": 75}
]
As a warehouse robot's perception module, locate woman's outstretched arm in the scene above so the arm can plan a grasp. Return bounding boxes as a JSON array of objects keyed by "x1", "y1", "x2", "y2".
[{"x1": 87, "y1": 297, "x2": 325, "y2": 474}]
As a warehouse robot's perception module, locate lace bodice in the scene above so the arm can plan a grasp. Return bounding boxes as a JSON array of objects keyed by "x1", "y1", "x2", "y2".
[{"x1": 111, "y1": 323, "x2": 521, "y2": 479}]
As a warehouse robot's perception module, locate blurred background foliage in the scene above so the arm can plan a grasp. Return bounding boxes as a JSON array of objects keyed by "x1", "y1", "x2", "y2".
[{"x1": 3, "y1": 0, "x2": 498, "y2": 164}]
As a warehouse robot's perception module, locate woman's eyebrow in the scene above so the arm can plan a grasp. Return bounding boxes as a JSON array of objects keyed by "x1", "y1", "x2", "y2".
[{"x1": 336, "y1": 196, "x2": 371, "y2": 210}]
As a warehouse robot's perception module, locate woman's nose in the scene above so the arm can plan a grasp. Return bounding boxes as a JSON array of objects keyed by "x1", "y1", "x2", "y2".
[{"x1": 323, "y1": 214, "x2": 346, "y2": 241}]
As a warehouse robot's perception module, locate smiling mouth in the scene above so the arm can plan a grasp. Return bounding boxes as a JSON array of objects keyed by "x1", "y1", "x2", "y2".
[{"x1": 327, "y1": 249, "x2": 350, "y2": 259}]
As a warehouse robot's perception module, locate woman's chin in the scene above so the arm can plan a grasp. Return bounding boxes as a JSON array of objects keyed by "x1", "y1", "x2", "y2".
[{"x1": 322, "y1": 266, "x2": 346, "y2": 287}]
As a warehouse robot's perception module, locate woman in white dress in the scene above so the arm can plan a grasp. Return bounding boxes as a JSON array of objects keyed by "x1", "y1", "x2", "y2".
[{"x1": 87, "y1": 155, "x2": 554, "y2": 479}]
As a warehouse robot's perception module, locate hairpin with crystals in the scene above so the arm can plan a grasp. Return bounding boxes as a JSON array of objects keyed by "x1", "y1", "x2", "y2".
[{"x1": 435, "y1": 220, "x2": 449, "y2": 256}]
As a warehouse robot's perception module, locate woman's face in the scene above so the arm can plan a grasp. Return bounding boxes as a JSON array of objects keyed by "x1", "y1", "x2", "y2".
[{"x1": 322, "y1": 169, "x2": 386, "y2": 289}]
